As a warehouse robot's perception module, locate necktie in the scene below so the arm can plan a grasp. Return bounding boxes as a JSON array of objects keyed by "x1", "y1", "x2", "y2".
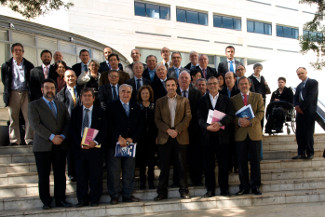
[
  {"x1": 299, "y1": 82, "x2": 305, "y2": 101},
  {"x1": 243, "y1": 93, "x2": 248, "y2": 106},
  {"x1": 227, "y1": 89, "x2": 231, "y2": 98},
  {"x1": 229, "y1": 61, "x2": 234, "y2": 72},
  {"x1": 71, "y1": 88, "x2": 77, "y2": 106},
  {"x1": 190, "y1": 65, "x2": 196, "y2": 70},
  {"x1": 203, "y1": 69, "x2": 207, "y2": 79},
  {"x1": 175, "y1": 68, "x2": 179, "y2": 78},
  {"x1": 83, "y1": 64, "x2": 88, "y2": 72},
  {"x1": 112, "y1": 85, "x2": 117, "y2": 100},
  {"x1": 136, "y1": 79, "x2": 141, "y2": 90},
  {"x1": 82, "y1": 108, "x2": 89, "y2": 136},
  {"x1": 44, "y1": 66, "x2": 49, "y2": 78},
  {"x1": 49, "y1": 101, "x2": 57, "y2": 118},
  {"x1": 165, "y1": 62, "x2": 169, "y2": 70},
  {"x1": 182, "y1": 90, "x2": 187, "y2": 98},
  {"x1": 123, "y1": 103, "x2": 129, "y2": 117}
]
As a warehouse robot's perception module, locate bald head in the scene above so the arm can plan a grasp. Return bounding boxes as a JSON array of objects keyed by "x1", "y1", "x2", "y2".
[
  {"x1": 64, "y1": 69, "x2": 77, "y2": 87},
  {"x1": 225, "y1": 72, "x2": 236, "y2": 89}
]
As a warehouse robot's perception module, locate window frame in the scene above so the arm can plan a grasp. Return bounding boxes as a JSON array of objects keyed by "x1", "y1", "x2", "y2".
[
  {"x1": 247, "y1": 20, "x2": 272, "y2": 35},
  {"x1": 176, "y1": 8, "x2": 208, "y2": 26},
  {"x1": 134, "y1": 1, "x2": 170, "y2": 20},
  {"x1": 213, "y1": 14, "x2": 241, "y2": 30}
]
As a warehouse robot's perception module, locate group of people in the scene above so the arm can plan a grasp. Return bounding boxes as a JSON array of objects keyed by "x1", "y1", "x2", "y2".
[{"x1": 1, "y1": 43, "x2": 318, "y2": 210}]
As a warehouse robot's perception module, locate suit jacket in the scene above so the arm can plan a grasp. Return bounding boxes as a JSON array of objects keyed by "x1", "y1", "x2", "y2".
[
  {"x1": 71, "y1": 62, "x2": 84, "y2": 77},
  {"x1": 230, "y1": 92, "x2": 264, "y2": 142},
  {"x1": 220, "y1": 85, "x2": 240, "y2": 98},
  {"x1": 107, "y1": 100, "x2": 143, "y2": 147},
  {"x1": 28, "y1": 98, "x2": 70, "y2": 152},
  {"x1": 30, "y1": 65, "x2": 55, "y2": 101},
  {"x1": 56, "y1": 85, "x2": 82, "y2": 115},
  {"x1": 167, "y1": 67, "x2": 189, "y2": 79},
  {"x1": 155, "y1": 95, "x2": 192, "y2": 145},
  {"x1": 193, "y1": 66, "x2": 218, "y2": 80},
  {"x1": 248, "y1": 74, "x2": 269, "y2": 99},
  {"x1": 184, "y1": 62, "x2": 198, "y2": 70},
  {"x1": 98, "y1": 83, "x2": 119, "y2": 111},
  {"x1": 99, "y1": 61, "x2": 123, "y2": 73},
  {"x1": 143, "y1": 68, "x2": 156, "y2": 82},
  {"x1": 294, "y1": 78, "x2": 318, "y2": 116},
  {"x1": 69, "y1": 105, "x2": 106, "y2": 151},
  {"x1": 1, "y1": 58, "x2": 34, "y2": 106},
  {"x1": 125, "y1": 77, "x2": 151, "y2": 101},
  {"x1": 197, "y1": 93, "x2": 234, "y2": 146},
  {"x1": 151, "y1": 75, "x2": 167, "y2": 101},
  {"x1": 217, "y1": 60, "x2": 240, "y2": 75},
  {"x1": 99, "y1": 70, "x2": 130, "y2": 86}
]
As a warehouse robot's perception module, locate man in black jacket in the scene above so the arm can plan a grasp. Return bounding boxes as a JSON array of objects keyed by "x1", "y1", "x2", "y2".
[{"x1": 1, "y1": 43, "x2": 34, "y2": 146}]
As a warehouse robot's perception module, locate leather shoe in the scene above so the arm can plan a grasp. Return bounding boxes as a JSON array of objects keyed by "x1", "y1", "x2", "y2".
[
  {"x1": 292, "y1": 154, "x2": 305, "y2": 159},
  {"x1": 42, "y1": 204, "x2": 51, "y2": 210},
  {"x1": 202, "y1": 191, "x2": 215, "y2": 198},
  {"x1": 75, "y1": 202, "x2": 88, "y2": 207},
  {"x1": 252, "y1": 187, "x2": 262, "y2": 195},
  {"x1": 56, "y1": 201, "x2": 72, "y2": 207},
  {"x1": 180, "y1": 192, "x2": 190, "y2": 199},
  {"x1": 220, "y1": 191, "x2": 230, "y2": 196},
  {"x1": 110, "y1": 197, "x2": 119, "y2": 205},
  {"x1": 154, "y1": 194, "x2": 167, "y2": 201},
  {"x1": 122, "y1": 195, "x2": 140, "y2": 202},
  {"x1": 306, "y1": 154, "x2": 314, "y2": 160},
  {"x1": 90, "y1": 202, "x2": 99, "y2": 207},
  {"x1": 235, "y1": 189, "x2": 249, "y2": 196}
]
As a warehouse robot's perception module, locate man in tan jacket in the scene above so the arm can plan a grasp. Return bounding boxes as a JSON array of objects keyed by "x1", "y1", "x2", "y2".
[
  {"x1": 231, "y1": 76, "x2": 264, "y2": 196},
  {"x1": 154, "y1": 77, "x2": 192, "y2": 201}
]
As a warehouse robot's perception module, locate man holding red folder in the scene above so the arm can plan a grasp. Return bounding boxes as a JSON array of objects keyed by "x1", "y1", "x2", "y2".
[
  {"x1": 70, "y1": 88, "x2": 106, "y2": 207},
  {"x1": 197, "y1": 76, "x2": 234, "y2": 197},
  {"x1": 230, "y1": 76, "x2": 264, "y2": 195}
]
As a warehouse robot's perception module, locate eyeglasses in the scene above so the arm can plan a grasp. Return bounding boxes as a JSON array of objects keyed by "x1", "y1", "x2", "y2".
[
  {"x1": 207, "y1": 82, "x2": 218, "y2": 86},
  {"x1": 236, "y1": 68, "x2": 244, "y2": 71}
]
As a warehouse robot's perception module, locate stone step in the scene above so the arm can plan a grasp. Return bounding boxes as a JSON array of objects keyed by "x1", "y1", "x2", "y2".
[
  {"x1": 262, "y1": 134, "x2": 325, "y2": 143},
  {"x1": 1, "y1": 188, "x2": 325, "y2": 214},
  {"x1": 0, "y1": 145, "x2": 33, "y2": 155},
  {"x1": 263, "y1": 149, "x2": 324, "y2": 160},
  {"x1": 263, "y1": 141, "x2": 324, "y2": 151},
  {"x1": 0, "y1": 163, "x2": 36, "y2": 173},
  {"x1": 0, "y1": 153, "x2": 34, "y2": 164}
]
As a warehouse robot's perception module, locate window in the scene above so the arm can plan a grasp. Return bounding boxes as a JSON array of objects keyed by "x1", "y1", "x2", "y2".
[
  {"x1": 303, "y1": 30, "x2": 323, "y2": 43},
  {"x1": 176, "y1": 8, "x2": 208, "y2": 25},
  {"x1": 213, "y1": 15, "x2": 241, "y2": 30},
  {"x1": 134, "y1": 1, "x2": 170, "y2": 20},
  {"x1": 247, "y1": 20, "x2": 272, "y2": 35},
  {"x1": 276, "y1": 25, "x2": 298, "y2": 39}
]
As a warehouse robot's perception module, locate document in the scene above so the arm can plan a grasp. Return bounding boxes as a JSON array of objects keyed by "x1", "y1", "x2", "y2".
[
  {"x1": 115, "y1": 142, "x2": 137, "y2": 158},
  {"x1": 81, "y1": 127, "x2": 101, "y2": 148},
  {"x1": 207, "y1": 109, "x2": 226, "y2": 130},
  {"x1": 235, "y1": 104, "x2": 255, "y2": 120}
]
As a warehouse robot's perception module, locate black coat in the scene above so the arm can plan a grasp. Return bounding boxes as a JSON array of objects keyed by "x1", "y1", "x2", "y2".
[
  {"x1": 1, "y1": 58, "x2": 34, "y2": 106},
  {"x1": 193, "y1": 66, "x2": 218, "y2": 80},
  {"x1": 98, "y1": 83, "x2": 119, "y2": 111},
  {"x1": 30, "y1": 65, "x2": 56, "y2": 101},
  {"x1": 125, "y1": 77, "x2": 151, "y2": 102},
  {"x1": 197, "y1": 93, "x2": 234, "y2": 146},
  {"x1": 151, "y1": 75, "x2": 167, "y2": 101}
]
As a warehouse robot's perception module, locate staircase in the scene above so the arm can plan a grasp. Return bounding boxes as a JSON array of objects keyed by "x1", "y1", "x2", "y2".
[{"x1": 0, "y1": 134, "x2": 324, "y2": 216}]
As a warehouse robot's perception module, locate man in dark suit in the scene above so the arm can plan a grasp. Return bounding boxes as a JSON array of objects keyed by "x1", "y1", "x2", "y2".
[
  {"x1": 56, "y1": 69, "x2": 81, "y2": 181},
  {"x1": 184, "y1": 51, "x2": 199, "y2": 70},
  {"x1": 106, "y1": 84, "x2": 143, "y2": 204},
  {"x1": 194, "y1": 54, "x2": 217, "y2": 80},
  {"x1": 151, "y1": 63, "x2": 168, "y2": 101},
  {"x1": 125, "y1": 48, "x2": 146, "y2": 79},
  {"x1": 167, "y1": 52, "x2": 189, "y2": 79},
  {"x1": 1, "y1": 43, "x2": 34, "y2": 146},
  {"x1": 99, "y1": 47, "x2": 123, "y2": 73},
  {"x1": 177, "y1": 71, "x2": 202, "y2": 186},
  {"x1": 220, "y1": 72, "x2": 240, "y2": 173},
  {"x1": 195, "y1": 78, "x2": 207, "y2": 96},
  {"x1": 70, "y1": 88, "x2": 106, "y2": 207},
  {"x1": 197, "y1": 76, "x2": 234, "y2": 197},
  {"x1": 126, "y1": 61, "x2": 151, "y2": 102},
  {"x1": 72, "y1": 49, "x2": 90, "y2": 77},
  {"x1": 28, "y1": 79, "x2": 72, "y2": 209},
  {"x1": 293, "y1": 67, "x2": 318, "y2": 160},
  {"x1": 143, "y1": 55, "x2": 157, "y2": 82},
  {"x1": 98, "y1": 70, "x2": 120, "y2": 111},
  {"x1": 231, "y1": 76, "x2": 264, "y2": 196},
  {"x1": 99, "y1": 53, "x2": 130, "y2": 86},
  {"x1": 30, "y1": 49, "x2": 55, "y2": 101},
  {"x1": 160, "y1": 47, "x2": 171, "y2": 69},
  {"x1": 217, "y1": 46, "x2": 240, "y2": 75},
  {"x1": 154, "y1": 77, "x2": 192, "y2": 201}
]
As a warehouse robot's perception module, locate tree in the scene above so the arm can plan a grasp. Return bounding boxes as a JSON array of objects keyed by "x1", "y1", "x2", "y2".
[
  {"x1": 0, "y1": 0, "x2": 73, "y2": 19},
  {"x1": 299, "y1": 0, "x2": 325, "y2": 70}
]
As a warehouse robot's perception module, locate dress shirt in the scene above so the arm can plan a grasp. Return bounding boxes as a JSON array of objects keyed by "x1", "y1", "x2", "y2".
[
  {"x1": 300, "y1": 77, "x2": 308, "y2": 101},
  {"x1": 42, "y1": 64, "x2": 50, "y2": 79},
  {"x1": 180, "y1": 87, "x2": 189, "y2": 98},
  {"x1": 148, "y1": 69, "x2": 156, "y2": 81},
  {"x1": 134, "y1": 77, "x2": 143, "y2": 89},
  {"x1": 81, "y1": 62, "x2": 88, "y2": 74},
  {"x1": 111, "y1": 84, "x2": 119, "y2": 100},
  {"x1": 252, "y1": 74, "x2": 261, "y2": 83},
  {"x1": 42, "y1": 96, "x2": 66, "y2": 141},
  {"x1": 240, "y1": 91, "x2": 250, "y2": 102},
  {"x1": 209, "y1": 93, "x2": 219, "y2": 108},
  {"x1": 199, "y1": 66, "x2": 207, "y2": 78},
  {"x1": 120, "y1": 99, "x2": 130, "y2": 114},
  {"x1": 67, "y1": 86, "x2": 78, "y2": 101},
  {"x1": 168, "y1": 94, "x2": 177, "y2": 128},
  {"x1": 11, "y1": 59, "x2": 27, "y2": 90}
]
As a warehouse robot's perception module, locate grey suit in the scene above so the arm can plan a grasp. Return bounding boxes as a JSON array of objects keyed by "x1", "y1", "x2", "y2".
[
  {"x1": 28, "y1": 98, "x2": 70, "y2": 206},
  {"x1": 167, "y1": 67, "x2": 189, "y2": 79}
]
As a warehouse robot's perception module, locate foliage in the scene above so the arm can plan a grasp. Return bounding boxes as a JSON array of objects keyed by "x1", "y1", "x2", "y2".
[
  {"x1": 299, "y1": 0, "x2": 325, "y2": 70},
  {"x1": 0, "y1": 0, "x2": 73, "y2": 19}
]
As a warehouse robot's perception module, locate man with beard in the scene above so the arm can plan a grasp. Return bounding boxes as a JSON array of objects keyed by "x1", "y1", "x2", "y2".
[
  {"x1": 28, "y1": 79, "x2": 72, "y2": 209},
  {"x1": 30, "y1": 50, "x2": 55, "y2": 101}
]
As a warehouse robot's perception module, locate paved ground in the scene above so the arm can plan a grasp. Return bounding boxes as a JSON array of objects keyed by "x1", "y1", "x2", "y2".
[{"x1": 120, "y1": 202, "x2": 325, "y2": 217}]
